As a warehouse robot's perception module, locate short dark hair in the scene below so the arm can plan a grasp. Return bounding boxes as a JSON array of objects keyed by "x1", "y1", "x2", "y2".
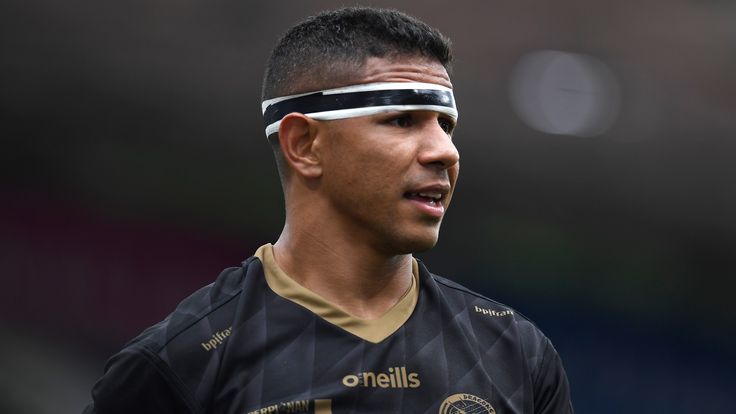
[{"x1": 261, "y1": 7, "x2": 452, "y2": 101}]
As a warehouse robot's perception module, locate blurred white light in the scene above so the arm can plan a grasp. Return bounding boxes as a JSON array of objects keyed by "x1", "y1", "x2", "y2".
[{"x1": 509, "y1": 50, "x2": 621, "y2": 137}]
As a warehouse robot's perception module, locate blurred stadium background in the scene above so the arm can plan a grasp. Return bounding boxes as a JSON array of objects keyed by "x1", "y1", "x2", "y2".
[{"x1": 2, "y1": 0, "x2": 735, "y2": 412}]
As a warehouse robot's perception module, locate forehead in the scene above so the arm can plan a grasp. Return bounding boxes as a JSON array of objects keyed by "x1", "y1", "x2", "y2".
[
  {"x1": 358, "y1": 56, "x2": 452, "y2": 89},
  {"x1": 261, "y1": 56, "x2": 456, "y2": 137}
]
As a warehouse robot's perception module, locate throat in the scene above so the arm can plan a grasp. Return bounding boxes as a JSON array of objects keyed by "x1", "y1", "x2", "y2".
[{"x1": 270, "y1": 241, "x2": 414, "y2": 319}]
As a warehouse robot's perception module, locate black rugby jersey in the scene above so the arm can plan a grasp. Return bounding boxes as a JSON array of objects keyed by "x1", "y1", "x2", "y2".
[{"x1": 85, "y1": 244, "x2": 572, "y2": 414}]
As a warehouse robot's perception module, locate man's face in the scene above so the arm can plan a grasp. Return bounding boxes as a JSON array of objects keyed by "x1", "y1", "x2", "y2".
[{"x1": 315, "y1": 56, "x2": 460, "y2": 255}]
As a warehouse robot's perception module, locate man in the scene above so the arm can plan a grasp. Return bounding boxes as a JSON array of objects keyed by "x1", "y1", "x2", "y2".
[{"x1": 85, "y1": 7, "x2": 573, "y2": 414}]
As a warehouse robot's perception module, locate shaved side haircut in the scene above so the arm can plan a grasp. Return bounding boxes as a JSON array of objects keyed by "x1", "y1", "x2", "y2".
[{"x1": 261, "y1": 7, "x2": 452, "y2": 101}]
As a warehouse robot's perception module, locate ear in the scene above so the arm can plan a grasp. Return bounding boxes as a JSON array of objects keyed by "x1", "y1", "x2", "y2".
[{"x1": 277, "y1": 113, "x2": 323, "y2": 179}]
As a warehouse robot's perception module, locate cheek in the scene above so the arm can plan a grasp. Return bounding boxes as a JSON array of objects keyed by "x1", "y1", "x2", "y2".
[
  {"x1": 339, "y1": 158, "x2": 400, "y2": 198},
  {"x1": 321, "y1": 125, "x2": 414, "y2": 203},
  {"x1": 324, "y1": 152, "x2": 407, "y2": 217},
  {"x1": 334, "y1": 146, "x2": 406, "y2": 186}
]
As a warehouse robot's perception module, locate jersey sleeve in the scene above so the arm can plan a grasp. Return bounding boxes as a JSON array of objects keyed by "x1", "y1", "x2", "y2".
[
  {"x1": 83, "y1": 347, "x2": 197, "y2": 414},
  {"x1": 533, "y1": 338, "x2": 574, "y2": 414}
]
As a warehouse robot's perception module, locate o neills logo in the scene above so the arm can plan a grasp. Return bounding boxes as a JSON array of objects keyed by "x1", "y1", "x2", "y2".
[{"x1": 342, "y1": 366, "x2": 420, "y2": 389}]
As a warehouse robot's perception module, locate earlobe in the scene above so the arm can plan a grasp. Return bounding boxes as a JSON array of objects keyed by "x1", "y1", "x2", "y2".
[{"x1": 278, "y1": 113, "x2": 323, "y2": 179}]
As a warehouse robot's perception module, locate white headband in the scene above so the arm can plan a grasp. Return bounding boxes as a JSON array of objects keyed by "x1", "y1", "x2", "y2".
[{"x1": 261, "y1": 82, "x2": 458, "y2": 137}]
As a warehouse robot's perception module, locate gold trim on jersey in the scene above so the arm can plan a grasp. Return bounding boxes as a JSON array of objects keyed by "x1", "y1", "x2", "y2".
[{"x1": 254, "y1": 243, "x2": 419, "y2": 344}]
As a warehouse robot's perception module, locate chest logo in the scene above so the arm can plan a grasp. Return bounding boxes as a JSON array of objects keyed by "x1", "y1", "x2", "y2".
[
  {"x1": 439, "y1": 393, "x2": 495, "y2": 414},
  {"x1": 342, "y1": 366, "x2": 420, "y2": 388}
]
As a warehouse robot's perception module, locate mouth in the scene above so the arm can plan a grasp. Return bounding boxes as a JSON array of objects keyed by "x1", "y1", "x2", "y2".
[
  {"x1": 404, "y1": 191, "x2": 444, "y2": 206},
  {"x1": 403, "y1": 185, "x2": 451, "y2": 218}
]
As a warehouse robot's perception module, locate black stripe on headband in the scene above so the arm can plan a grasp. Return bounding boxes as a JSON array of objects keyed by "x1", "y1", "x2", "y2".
[{"x1": 262, "y1": 88, "x2": 455, "y2": 129}]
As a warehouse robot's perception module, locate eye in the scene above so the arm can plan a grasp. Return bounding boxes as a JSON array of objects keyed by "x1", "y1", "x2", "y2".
[
  {"x1": 387, "y1": 115, "x2": 413, "y2": 128},
  {"x1": 438, "y1": 117, "x2": 455, "y2": 135}
]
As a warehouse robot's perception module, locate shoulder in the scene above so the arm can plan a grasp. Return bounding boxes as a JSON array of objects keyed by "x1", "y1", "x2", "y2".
[
  {"x1": 421, "y1": 264, "x2": 562, "y2": 374},
  {"x1": 125, "y1": 258, "x2": 259, "y2": 381},
  {"x1": 86, "y1": 258, "x2": 260, "y2": 414},
  {"x1": 127, "y1": 260, "x2": 252, "y2": 353},
  {"x1": 423, "y1": 265, "x2": 544, "y2": 339},
  {"x1": 422, "y1": 265, "x2": 573, "y2": 413}
]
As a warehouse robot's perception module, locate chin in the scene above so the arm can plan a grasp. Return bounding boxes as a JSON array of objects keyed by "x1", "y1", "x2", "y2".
[
  {"x1": 408, "y1": 239, "x2": 438, "y2": 254},
  {"x1": 386, "y1": 228, "x2": 440, "y2": 255}
]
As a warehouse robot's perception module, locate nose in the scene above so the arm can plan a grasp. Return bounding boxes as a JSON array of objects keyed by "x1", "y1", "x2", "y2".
[{"x1": 417, "y1": 118, "x2": 460, "y2": 170}]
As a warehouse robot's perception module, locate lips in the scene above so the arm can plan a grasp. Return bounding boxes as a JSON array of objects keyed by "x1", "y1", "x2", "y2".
[
  {"x1": 404, "y1": 184, "x2": 451, "y2": 218},
  {"x1": 405, "y1": 191, "x2": 443, "y2": 206}
]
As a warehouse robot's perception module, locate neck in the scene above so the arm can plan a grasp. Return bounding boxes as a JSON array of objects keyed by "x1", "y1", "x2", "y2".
[{"x1": 272, "y1": 220, "x2": 413, "y2": 320}]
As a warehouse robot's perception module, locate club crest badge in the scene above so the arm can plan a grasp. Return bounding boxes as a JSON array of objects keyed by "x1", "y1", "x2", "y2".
[{"x1": 439, "y1": 393, "x2": 496, "y2": 414}]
